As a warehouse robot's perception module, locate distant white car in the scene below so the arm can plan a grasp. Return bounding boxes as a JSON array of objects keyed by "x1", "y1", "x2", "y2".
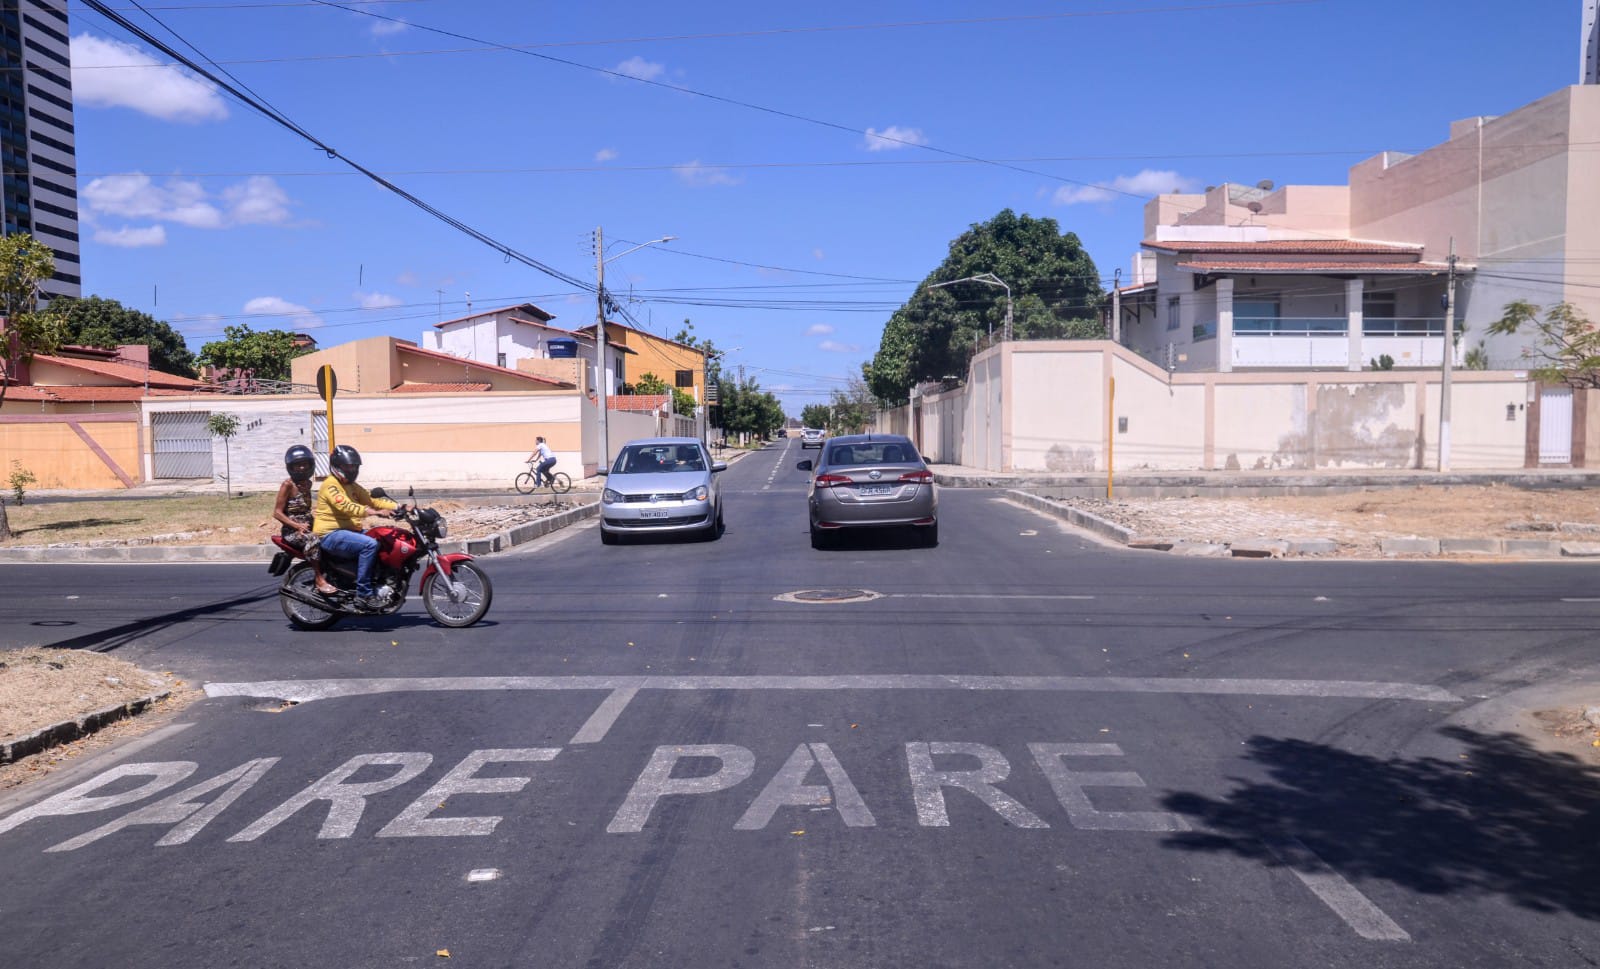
[{"x1": 801, "y1": 428, "x2": 825, "y2": 449}]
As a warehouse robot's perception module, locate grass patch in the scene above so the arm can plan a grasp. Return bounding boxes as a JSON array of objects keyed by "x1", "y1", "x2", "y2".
[{"x1": 1, "y1": 494, "x2": 277, "y2": 546}]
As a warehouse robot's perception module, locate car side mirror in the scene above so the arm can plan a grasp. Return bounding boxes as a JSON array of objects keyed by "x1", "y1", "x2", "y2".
[
  {"x1": 796, "y1": 460, "x2": 813, "y2": 471},
  {"x1": 711, "y1": 462, "x2": 728, "y2": 473},
  {"x1": 596, "y1": 468, "x2": 608, "y2": 476},
  {"x1": 369, "y1": 487, "x2": 388, "y2": 499}
]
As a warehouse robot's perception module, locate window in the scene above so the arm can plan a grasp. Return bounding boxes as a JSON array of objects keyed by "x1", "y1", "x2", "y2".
[
  {"x1": 1234, "y1": 298, "x2": 1280, "y2": 333},
  {"x1": 1166, "y1": 297, "x2": 1180, "y2": 331},
  {"x1": 496, "y1": 352, "x2": 507, "y2": 368},
  {"x1": 675, "y1": 369, "x2": 694, "y2": 388}
]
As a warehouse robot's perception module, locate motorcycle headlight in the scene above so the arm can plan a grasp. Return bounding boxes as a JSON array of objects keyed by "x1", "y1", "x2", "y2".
[
  {"x1": 436, "y1": 521, "x2": 448, "y2": 538},
  {"x1": 686, "y1": 485, "x2": 709, "y2": 502},
  {"x1": 603, "y1": 488, "x2": 623, "y2": 503}
]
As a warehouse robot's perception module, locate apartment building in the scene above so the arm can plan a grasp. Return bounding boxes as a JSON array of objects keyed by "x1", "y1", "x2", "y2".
[{"x1": 1, "y1": 0, "x2": 79, "y2": 300}]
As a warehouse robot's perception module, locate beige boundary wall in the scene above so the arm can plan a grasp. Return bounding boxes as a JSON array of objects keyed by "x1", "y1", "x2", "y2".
[
  {"x1": 143, "y1": 391, "x2": 586, "y2": 487},
  {"x1": 881, "y1": 341, "x2": 1532, "y2": 472},
  {"x1": 0, "y1": 414, "x2": 142, "y2": 489}
]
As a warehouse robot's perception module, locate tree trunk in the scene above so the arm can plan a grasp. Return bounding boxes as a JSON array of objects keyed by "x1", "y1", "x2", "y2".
[{"x1": 0, "y1": 498, "x2": 11, "y2": 541}]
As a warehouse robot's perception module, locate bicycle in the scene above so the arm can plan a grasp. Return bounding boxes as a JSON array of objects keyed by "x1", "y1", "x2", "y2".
[{"x1": 514, "y1": 462, "x2": 572, "y2": 495}]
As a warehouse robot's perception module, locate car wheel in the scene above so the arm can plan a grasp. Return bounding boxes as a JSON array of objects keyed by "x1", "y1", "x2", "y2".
[
  {"x1": 810, "y1": 525, "x2": 829, "y2": 550},
  {"x1": 921, "y1": 521, "x2": 939, "y2": 548},
  {"x1": 601, "y1": 527, "x2": 619, "y2": 546}
]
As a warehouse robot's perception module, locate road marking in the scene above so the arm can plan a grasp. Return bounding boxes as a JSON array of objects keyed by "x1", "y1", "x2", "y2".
[
  {"x1": 205, "y1": 674, "x2": 1460, "y2": 704},
  {"x1": 570, "y1": 688, "x2": 638, "y2": 744},
  {"x1": 466, "y1": 868, "x2": 501, "y2": 882},
  {"x1": 0, "y1": 723, "x2": 195, "y2": 819},
  {"x1": 1264, "y1": 835, "x2": 1411, "y2": 941},
  {"x1": 888, "y1": 593, "x2": 1095, "y2": 601},
  {"x1": 1560, "y1": 597, "x2": 1600, "y2": 602}
]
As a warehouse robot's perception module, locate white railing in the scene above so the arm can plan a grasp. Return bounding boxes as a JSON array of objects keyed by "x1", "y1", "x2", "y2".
[{"x1": 1232, "y1": 334, "x2": 1461, "y2": 369}]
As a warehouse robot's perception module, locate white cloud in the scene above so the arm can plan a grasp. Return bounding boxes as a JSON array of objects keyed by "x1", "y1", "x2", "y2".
[
  {"x1": 93, "y1": 225, "x2": 166, "y2": 248},
  {"x1": 1053, "y1": 169, "x2": 1200, "y2": 205},
  {"x1": 396, "y1": 270, "x2": 419, "y2": 287},
  {"x1": 594, "y1": 148, "x2": 619, "y2": 163},
  {"x1": 369, "y1": 18, "x2": 409, "y2": 37},
  {"x1": 818, "y1": 340, "x2": 861, "y2": 353},
  {"x1": 674, "y1": 160, "x2": 740, "y2": 187},
  {"x1": 244, "y1": 296, "x2": 325, "y2": 329},
  {"x1": 357, "y1": 291, "x2": 402, "y2": 310},
  {"x1": 864, "y1": 125, "x2": 927, "y2": 152},
  {"x1": 805, "y1": 324, "x2": 835, "y2": 337},
  {"x1": 221, "y1": 176, "x2": 292, "y2": 225},
  {"x1": 83, "y1": 173, "x2": 296, "y2": 230},
  {"x1": 71, "y1": 33, "x2": 228, "y2": 123},
  {"x1": 813, "y1": 248, "x2": 825, "y2": 261},
  {"x1": 614, "y1": 56, "x2": 666, "y2": 81}
]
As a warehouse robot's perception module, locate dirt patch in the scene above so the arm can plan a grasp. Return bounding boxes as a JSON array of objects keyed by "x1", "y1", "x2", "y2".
[
  {"x1": 1050, "y1": 484, "x2": 1600, "y2": 556},
  {"x1": 0, "y1": 648, "x2": 202, "y2": 792},
  {"x1": 0, "y1": 495, "x2": 585, "y2": 549},
  {"x1": 1529, "y1": 707, "x2": 1600, "y2": 767}
]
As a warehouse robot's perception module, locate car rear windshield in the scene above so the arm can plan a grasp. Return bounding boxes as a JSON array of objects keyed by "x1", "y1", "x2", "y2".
[
  {"x1": 826, "y1": 442, "x2": 920, "y2": 466},
  {"x1": 613, "y1": 444, "x2": 708, "y2": 474}
]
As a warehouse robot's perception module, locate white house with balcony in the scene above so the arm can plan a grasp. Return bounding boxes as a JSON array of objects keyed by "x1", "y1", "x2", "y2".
[{"x1": 419, "y1": 301, "x2": 635, "y2": 395}]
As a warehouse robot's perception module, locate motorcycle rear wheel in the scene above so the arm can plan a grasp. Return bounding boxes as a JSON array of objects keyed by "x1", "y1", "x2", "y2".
[
  {"x1": 280, "y1": 563, "x2": 341, "y2": 630},
  {"x1": 422, "y1": 560, "x2": 493, "y2": 627}
]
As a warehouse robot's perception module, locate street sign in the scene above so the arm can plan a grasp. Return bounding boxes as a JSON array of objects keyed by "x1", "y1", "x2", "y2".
[{"x1": 317, "y1": 365, "x2": 338, "y2": 451}]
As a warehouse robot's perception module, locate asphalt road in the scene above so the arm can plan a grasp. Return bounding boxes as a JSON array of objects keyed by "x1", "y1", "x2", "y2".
[{"x1": 2, "y1": 438, "x2": 1599, "y2": 968}]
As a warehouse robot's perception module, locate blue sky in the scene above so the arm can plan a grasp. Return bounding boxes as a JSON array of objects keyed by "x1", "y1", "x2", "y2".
[{"x1": 67, "y1": 0, "x2": 1582, "y2": 412}]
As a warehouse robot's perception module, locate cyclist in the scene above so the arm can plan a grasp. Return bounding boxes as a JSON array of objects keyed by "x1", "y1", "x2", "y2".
[
  {"x1": 313, "y1": 445, "x2": 399, "y2": 609},
  {"x1": 528, "y1": 436, "x2": 557, "y2": 488}
]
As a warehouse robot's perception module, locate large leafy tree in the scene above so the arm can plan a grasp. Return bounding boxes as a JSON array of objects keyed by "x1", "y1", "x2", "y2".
[
  {"x1": 719, "y1": 375, "x2": 784, "y2": 439},
  {"x1": 48, "y1": 295, "x2": 196, "y2": 377},
  {"x1": 0, "y1": 233, "x2": 67, "y2": 539},
  {"x1": 870, "y1": 209, "x2": 1104, "y2": 403},
  {"x1": 198, "y1": 323, "x2": 309, "y2": 383},
  {"x1": 1487, "y1": 301, "x2": 1600, "y2": 386},
  {"x1": 828, "y1": 372, "x2": 877, "y2": 433},
  {"x1": 800, "y1": 404, "x2": 831, "y2": 429}
]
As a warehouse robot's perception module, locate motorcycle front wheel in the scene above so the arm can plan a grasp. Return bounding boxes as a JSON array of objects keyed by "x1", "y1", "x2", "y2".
[
  {"x1": 421, "y1": 560, "x2": 493, "y2": 627},
  {"x1": 280, "y1": 563, "x2": 341, "y2": 630}
]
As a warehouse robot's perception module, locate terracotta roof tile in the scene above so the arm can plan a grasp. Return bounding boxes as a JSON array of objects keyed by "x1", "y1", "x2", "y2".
[
  {"x1": 1143, "y1": 240, "x2": 1422, "y2": 255},
  {"x1": 1176, "y1": 259, "x2": 1457, "y2": 274},
  {"x1": 34, "y1": 354, "x2": 203, "y2": 388},
  {"x1": 391, "y1": 382, "x2": 493, "y2": 393}
]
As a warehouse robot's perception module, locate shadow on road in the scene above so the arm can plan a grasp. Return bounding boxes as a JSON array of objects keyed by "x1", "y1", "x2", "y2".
[{"x1": 1160, "y1": 728, "x2": 1600, "y2": 919}]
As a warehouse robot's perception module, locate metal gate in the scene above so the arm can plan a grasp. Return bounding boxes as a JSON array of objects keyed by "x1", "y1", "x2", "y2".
[
  {"x1": 311, "y1": 411, "x2": 330, "y2": 475},
  {"x1": 1539, "y1": 387, "x2": 1574, "y2": 464},
  {"x1": 151, "y1": 412, "x2": 214, "y2": 479}
]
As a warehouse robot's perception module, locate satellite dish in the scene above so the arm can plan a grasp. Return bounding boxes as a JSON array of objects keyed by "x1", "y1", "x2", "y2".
[{"x1": 1246, "y1": 201, "x2": 1264, "y2": 214}]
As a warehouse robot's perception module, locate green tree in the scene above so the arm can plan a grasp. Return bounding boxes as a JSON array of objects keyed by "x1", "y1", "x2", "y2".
[
  {"x1": 207, "y1": 412, "x2": 240, "y2": 497},
  {"x1": 630, "y1": 371, "x2": 698, "y2": 416},
  {"x1": 870, "y1": 209, "x2": 1104, "y2": 403},
  {"x1": 1487, "y1": 301, "x2": 1600, "y2": 386},
  {"x1": 828, "y1": 373, "x2": 877, "y2": 434},
  {"x1": 48, "y1": 295, "x2": 196, "y2": 377},
  {"x1": 719, "y1": 375, "x2": 783, "y2": 441},
  {"x1": 800, "y1": 404, "x2": 831, "y2": 429},
  {"x1": 0, "y1": 234, "x2": 66, "y2": 539},
  {"x1": 198, "y1": 324, "x2": 309, "y2": 383}
]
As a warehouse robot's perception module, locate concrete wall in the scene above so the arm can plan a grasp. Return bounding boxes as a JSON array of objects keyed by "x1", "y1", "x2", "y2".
[
  {"x1": 143, "y1": 391, "x2": 586, "y2": 486},
  {"x1": 0, "y1": 416, "x2": 141, "y2": 488},
  {"x1": 875, "y1": 342, "x2": 1532, "y2": 472}
]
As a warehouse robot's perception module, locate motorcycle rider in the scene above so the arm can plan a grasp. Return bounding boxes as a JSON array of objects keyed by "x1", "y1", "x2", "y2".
[
  {"x1": 313, "y1": 445, "x2": 399, "y2": 609},
  {"x1": 272, "y1": 444, "x2": 335, "y2": 594}
]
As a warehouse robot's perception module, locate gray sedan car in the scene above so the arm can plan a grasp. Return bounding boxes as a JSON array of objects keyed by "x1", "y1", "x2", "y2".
[
  {"x1": 797, "y1": 433, "x2": 937, "y2": 548},
  {"x1": 600, "y1": 437, "x2": 728, "y2": 544}
]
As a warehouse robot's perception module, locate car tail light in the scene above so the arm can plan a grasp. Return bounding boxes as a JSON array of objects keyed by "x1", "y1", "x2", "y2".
[
  {"x1": 896, "y1": 469, "x2": 933, "y2": 483},
  {"x1": 814, "y1": 473, "x2": 852, "y2": 489}
]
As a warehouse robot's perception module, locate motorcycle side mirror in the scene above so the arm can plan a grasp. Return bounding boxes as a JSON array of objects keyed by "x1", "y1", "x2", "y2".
[
  {"x1": 408, "y1": 486, "x2": 416, "y2": 498},
  {"x1": 369, "y1": 488, "x2": 388, "y2": 499}
]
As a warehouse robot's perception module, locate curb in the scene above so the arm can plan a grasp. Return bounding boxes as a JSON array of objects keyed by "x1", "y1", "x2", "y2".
[
  {"x1": 438, "y1": 499, "x2": 599, "y2": 556},
  {"x1": 1, "y1": 691, "x2": 171, "y2": 765},
  {"x1": 1010, "y1": 490, "x2": 1600, "y2": 561}
]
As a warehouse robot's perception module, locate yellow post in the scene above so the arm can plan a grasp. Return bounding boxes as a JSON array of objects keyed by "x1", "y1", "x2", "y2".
[
  {"x1": 1106, "y1": 376, "x2": 1115, "y2": 500},
  {"x1": 317, "y1": 365, "x2": 338, "y2": 453}
]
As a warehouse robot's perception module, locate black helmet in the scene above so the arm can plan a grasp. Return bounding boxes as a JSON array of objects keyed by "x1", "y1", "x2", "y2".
[
  {"x1": 330, "y1": 444, "x2": 362, "y2": 483},
  {"x1": 284, "y1": 444, "x2": 315, "y2": 483}
]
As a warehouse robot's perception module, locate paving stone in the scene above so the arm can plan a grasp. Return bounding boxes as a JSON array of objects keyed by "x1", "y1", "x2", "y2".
[
  {"x1": 1561, "y1": 542, "x2": 1600, "y2": 557},
  {"x1": 1171, "y1": 541, "x2": 1228, "y2": 557},
  {"x1": 1440, "y1": 538, "x2": 1503, "y2": 555},
  {"x1": 1228, "y1": 539, "x2": 1289, "y2": 558},
  {"x1": 1286, "y1": 538, "x2": 1338, "y2": 556},
  {"x1": 1380, "y1": 537, "x2": 1441, "y2": 555}
]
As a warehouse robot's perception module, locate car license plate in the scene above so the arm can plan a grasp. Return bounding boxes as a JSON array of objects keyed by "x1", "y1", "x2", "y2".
[
  {"x1": 858, "y1": 485, "x2": 894, "y2": 496},
  {"x1": 639, "y1": 510, "x2": 671, "y2": 519}
]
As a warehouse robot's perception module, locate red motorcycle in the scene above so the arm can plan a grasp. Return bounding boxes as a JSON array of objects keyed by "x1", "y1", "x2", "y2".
[{"x1": 268, "y1": 488, "x2": 493, "y2": 629}]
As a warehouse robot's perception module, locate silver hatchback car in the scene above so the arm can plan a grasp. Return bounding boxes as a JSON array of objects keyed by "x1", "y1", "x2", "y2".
[
  {"x1": 797, "y1": 433, "x2": 937, "y2": 548},
  {"x1": 600, "y1": 437, "x2": 728, "y2": 544}
]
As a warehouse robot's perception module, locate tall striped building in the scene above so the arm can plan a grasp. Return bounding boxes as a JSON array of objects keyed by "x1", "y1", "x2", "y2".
[{"x1": 2, "y1": 0, "x2": 79, "y2": 300}]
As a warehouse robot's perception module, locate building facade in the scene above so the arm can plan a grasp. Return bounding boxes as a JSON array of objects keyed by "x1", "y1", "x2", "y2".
[{"x1": 1, "y1": 0, "x2": 79, "y2": 300}]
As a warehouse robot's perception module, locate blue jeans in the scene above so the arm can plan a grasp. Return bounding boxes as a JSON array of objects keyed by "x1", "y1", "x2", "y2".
[
  {"x1": 319, "y1": 529, "x2": 380, "y2": 597},
  {"x1": 536, "y1": 457, "x2": 556, "y2": 485}
]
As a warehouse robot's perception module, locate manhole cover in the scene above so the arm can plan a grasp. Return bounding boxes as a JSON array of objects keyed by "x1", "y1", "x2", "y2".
[{"x1": 775, "y1": 588, "x2": 883, "y2": 604}]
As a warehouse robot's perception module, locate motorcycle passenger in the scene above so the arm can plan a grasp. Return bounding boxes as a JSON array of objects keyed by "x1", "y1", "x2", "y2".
[
  {"x1": 272, "y1": 445, "x2": 335, "y2": 595},
  {"x1": 528, "y1": 436, "x2": 556, "y2": 487},
  {"x1": 313, "y1": 445, "x2": 399, "y2": 609}
]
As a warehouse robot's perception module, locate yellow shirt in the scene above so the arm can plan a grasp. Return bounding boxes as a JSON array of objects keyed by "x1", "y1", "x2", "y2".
[{"x1": 313, "y1": 476, "x2": 398, "y2": 535}]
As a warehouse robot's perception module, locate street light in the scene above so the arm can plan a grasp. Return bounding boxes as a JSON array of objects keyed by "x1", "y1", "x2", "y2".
[
  {"x1": 595, "y1": 229, "x2": 676, "y2": 470},
  {"x1": 927, "y1": 273, "x2": 1013, "y2": 341},
  {"x1": 700, "y1": 347, "x2": 740, "y2": 445}
]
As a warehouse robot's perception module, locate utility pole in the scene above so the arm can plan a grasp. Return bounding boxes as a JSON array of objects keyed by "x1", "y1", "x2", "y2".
[
  {"x1": 595, "y1": 226, "x2": 609, "y2": 470},
  {"x1": 1439, "y1": 237, "x2": 1457, "y2": 472},
  {"x1": 1111, "y1": 268, "x2": 1122, "y2": 344}
]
